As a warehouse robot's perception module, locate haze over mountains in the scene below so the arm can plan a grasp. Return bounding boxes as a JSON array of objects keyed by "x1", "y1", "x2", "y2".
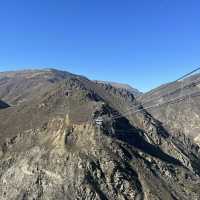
[{"x1": 0, "y1": 69, "x2": 200, "y2": 200}]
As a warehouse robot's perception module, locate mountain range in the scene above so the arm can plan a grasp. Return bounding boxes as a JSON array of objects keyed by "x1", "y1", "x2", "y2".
[{"x1": 0, "y1": 69, "x2": 200, "y2": 200}]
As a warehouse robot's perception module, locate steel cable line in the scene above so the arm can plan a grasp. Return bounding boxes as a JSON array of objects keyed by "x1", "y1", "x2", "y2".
[
  {"x1": 140, "y1": 67, "x2": 200, "y2": 103},
  {"x1": 105, "y1": 89, "x2": 200, "y2": 135},
  {"x1": 175, "y1": 67, "x2": 200, "y2": 82},
  {"x1": 110, "y1": 68, "x2": 200, "y2": 119},
  {"x1": 54, "y1": 67, "x2": 200, "y2": 125},
  {"x1": 139, "y1": 67, "x2": 200, "y2": 102},
  {"x1": 39, "y1": 77, "x2": 198, "y2": 121},
  {"x1": 111, "y1": 89, "x2": 200, "y2": 121},
  {"x1": 92, "y1": 68, "x2": 200, "y2": 137},
  {"x1": 109, "y1": 78, "x2": 200, "y2": 120},
  {"x1": 139, "y1": 76, "x2": 200, "y2": 106},
  {"x1": 52, "y1": 67, "x2": 200, "y2": 120}
]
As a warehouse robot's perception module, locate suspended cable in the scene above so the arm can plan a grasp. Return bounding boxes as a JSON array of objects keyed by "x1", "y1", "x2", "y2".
[
  {"x1": 111, "y1": 90, "x2": 200, "y2": 120},
  {"x1": 110, "y1": 68, "x2": 200, "y2": 119},
  {"x1": 140, "y1": 66, "x2": 200, "y2": 102}
]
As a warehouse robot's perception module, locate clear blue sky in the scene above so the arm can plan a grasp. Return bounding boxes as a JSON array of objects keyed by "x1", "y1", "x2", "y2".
[{"x1": 0, "y1": 0, "x2": 200, "y2": 92}]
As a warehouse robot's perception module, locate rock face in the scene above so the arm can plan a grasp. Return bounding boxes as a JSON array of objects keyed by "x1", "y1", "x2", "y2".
[{"x1": 0, "y1": 69, "x2": 200, "y2": 199}]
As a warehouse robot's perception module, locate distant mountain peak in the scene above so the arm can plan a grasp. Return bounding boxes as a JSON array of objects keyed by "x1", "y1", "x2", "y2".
[{"x1": 95, "y1": 80, "x2": 142, "y2": 96}]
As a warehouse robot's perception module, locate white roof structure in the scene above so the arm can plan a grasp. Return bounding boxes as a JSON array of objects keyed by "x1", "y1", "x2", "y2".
[{"x1": 95, "y1": 116, "x2": 103, "y2": 126}]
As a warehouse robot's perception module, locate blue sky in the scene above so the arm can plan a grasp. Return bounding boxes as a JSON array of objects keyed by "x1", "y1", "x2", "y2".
[{"x1": 0, "y1": 0, "x2": 200, "y2": 92}]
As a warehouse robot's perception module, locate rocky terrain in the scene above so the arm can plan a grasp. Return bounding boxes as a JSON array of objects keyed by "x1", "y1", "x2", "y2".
[
  {"x1": 95, "y1": 81, "x2": 142, "y2": 96},
  {"x1": 139, "y1": 73, "x2": 200, "y2": 145},
  {"x1": 0, "y1": 69, "x2": 200, "y2": 200}
]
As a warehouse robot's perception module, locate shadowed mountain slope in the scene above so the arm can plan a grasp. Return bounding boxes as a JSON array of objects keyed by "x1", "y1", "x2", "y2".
[{"x1": 0, "y1": 99, "x2": 9, "y2": 109}]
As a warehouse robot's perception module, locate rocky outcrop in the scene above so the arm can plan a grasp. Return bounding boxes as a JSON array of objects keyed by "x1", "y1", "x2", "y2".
[{"x1": 1, "y1": 114, "x2": 200, "y2": 200}]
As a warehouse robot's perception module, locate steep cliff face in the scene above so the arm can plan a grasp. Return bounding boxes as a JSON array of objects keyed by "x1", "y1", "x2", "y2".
[{"x1": 0, "y1": 69, "x2": 200, "y2": 200}]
